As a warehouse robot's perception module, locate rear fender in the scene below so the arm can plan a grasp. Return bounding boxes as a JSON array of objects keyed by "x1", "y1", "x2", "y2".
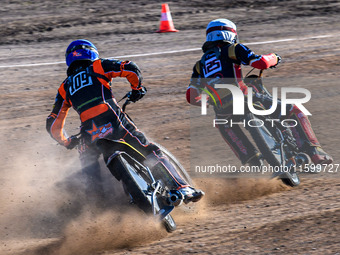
[{"x1": 96, "y1": 138, "x2": 145, "y2": 162}]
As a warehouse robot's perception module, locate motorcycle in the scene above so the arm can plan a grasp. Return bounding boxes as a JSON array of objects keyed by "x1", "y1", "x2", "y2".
[
  {"x1": 242, "y1": 69, "x2": 311, "y2": 186},
  {"x1": 73, "y1": 93, "x2": 194, "y2": 232}
]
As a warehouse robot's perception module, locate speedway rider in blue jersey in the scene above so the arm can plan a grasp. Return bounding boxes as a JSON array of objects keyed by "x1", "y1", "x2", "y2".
[
  {"x1": 186, "y1": 19, "x2": 333, "y2": 167},
  {"x1": 47, "y1": 39, "x2": 204, "y2": 204}
]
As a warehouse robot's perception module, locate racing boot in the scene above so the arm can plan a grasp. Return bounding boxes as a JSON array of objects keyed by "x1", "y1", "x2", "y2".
[
  {"x1": 287, "y1": 105, "x2": 333, "y2": 165},
  {"x1": 306, "y1": 145, "x2": 333, "y2": 165},
  {"x1": 179, "y1": 187, "x2": 205, "y2": 204}
]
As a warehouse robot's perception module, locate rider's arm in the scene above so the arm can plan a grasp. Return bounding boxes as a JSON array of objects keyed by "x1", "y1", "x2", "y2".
[
  {"x1": 101, "y1": 59, "x2": 143, "y2": 90},
  {"x1": 234, "y1": 44, "x2": 279, "y2": 69},
  {"x1": 46, "y1": 82, "x2": 72, "y2": 147},
  {"x1": 186, "y1": 61, "x2": 203, "y2": 106}
]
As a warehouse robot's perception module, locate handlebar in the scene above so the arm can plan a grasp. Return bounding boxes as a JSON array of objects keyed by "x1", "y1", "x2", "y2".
[
  {"x1": 259, "y1": 69, "x2": 264, "y2": 78},
  {"x1": 245, "y1": 68, "x2": 264, "y2": 79},
  {"x1": 244, "y1": 69, "x2": 272, "y2": 97},
  {"x1": 118, "y1": 91, "x2": 132, "y2": 112}
]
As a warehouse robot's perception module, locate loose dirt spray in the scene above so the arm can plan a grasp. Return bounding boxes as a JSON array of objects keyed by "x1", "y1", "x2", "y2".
[
  {"x1": 0, "y1": 139, "x2": 167, "y2": 255},
  {"x1": 0, "y1": 137, "x2": 287, "y2": 255}
]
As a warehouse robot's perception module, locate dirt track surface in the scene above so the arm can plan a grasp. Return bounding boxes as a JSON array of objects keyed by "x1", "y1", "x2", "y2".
[{"x1": 0, "y1": 1, "x2": 340, "y2": 254}]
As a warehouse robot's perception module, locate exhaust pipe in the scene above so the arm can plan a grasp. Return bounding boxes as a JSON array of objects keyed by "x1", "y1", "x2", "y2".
[
  {"x1": 295, "y1": 152, "x2": 311, "y2": 166},
  {"x1": 168, "y1": 191, "x2": 183, "y2": 206}
]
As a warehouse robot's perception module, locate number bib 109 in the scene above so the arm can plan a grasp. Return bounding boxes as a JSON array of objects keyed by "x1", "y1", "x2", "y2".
[{"x1": 70, "y1": 71, "x2": 93, "y2": 95}]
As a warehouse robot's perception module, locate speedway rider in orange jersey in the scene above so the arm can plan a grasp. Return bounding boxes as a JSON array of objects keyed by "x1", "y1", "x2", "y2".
[
  {"x1": 186, "y1": 19, "x2": 333, "y2": 167},
  {"x1": 46, "y1": 39, "x2": 204, "y2": 204}
]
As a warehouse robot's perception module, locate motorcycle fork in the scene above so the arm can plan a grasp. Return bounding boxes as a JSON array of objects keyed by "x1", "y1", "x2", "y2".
[{"x1": 276, "y1": 128, "x2": 297, "y2": 169}]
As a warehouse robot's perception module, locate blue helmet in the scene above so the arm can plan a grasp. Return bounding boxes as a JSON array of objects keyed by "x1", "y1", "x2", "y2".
[
  {"x1": 65, "y1": 39, "x2": 99, "y2": 66},
  {"x1": 206, "y1": 19, "x2": 238, "y2": 43}
]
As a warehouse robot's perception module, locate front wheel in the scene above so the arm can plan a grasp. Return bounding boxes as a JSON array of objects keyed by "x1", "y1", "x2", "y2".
[
  {"x1": 155, "y1": 143, "x2": 193, "y2": 186},
  {"x1": 245, "y1": 113, "x2": 300, "y2": 187},
  {"x1": 111, "y1": 153, "x2": 177, "y2": 232},
  {"x1": 115, "y1": 153, "x2": 154, "y2": 214},
  {"x1": 280, "y1": 172, "x2": 300, "y2": 186},
  {"x1": 163, "y1": 214, "x2": 176, "y2": 232}
]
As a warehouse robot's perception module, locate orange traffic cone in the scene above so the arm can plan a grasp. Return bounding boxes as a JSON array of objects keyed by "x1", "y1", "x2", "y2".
[{"x1": 156, "y1": 3, "x2": 179, "y2": 33}]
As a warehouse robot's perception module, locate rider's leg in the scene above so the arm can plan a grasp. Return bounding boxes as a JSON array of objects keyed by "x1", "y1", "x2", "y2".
[
  {"x1": 287, "y1": 105, "x2": 333, "y2": 165},
  {"x1": 255, "y1": 94, "x2": 333, "y2": 165},
  {"x1": 93, "y1": 100, "x2": 204, "y2": 204},
  {"x1": 145, "y1": 149, "x2": 204, "y2": 204},
  {"x1": 123, "y1": 128, "x2": 204, "y2": 204},
  {"x1": 78, "y1": 140, "x2": 105, "y2": 204},
  {"x1": 215, "y1": 118, "x2": 263, "y2": 167}
]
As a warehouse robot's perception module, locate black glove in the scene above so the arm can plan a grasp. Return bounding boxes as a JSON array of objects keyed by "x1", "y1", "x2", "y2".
[
  {"x1": 65, "y1": 136, "x2": 80, "y2": 150},
  {"x1": 129, "y1": 86, "x2": 147, "y2": 102},
  {"x1": 270, "y1": 53, "x2": 282, "y2": 68}
]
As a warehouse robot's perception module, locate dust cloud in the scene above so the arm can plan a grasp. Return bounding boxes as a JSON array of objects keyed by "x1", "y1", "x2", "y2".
[
  {"x1": 195, "y1": 177, "x2": 288, "y2": 206},
  {"x1": 0, "y1": 137, "x2": 287, "y2": 255},
  {"x1": 0, "y1": 138, "x2": 166, "y2": 255}
]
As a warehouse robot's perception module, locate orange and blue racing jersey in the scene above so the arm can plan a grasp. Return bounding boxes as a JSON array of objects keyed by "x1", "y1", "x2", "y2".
[
  {"x1": 186, "y1": 42, "x2": 278, "y2": 105},
  {"x1": 46, "y1": 58, "x2": 143, "y2": 147}
]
